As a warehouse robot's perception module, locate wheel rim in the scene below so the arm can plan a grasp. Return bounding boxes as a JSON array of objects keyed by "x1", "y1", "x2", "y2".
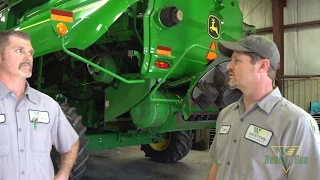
[{"x1": 150, "y1": 133, "x2": 171, "y2": 151}]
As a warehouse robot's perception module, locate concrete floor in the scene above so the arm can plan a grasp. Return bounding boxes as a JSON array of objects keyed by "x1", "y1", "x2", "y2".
[{"x1": 81, "y1": 146, "x2": 213, "y2": 180}]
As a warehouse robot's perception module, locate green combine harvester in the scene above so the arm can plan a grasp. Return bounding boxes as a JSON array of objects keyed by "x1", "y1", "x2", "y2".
[{"x1": 0, "y1": 0, "x2": 254, "y2": 179}]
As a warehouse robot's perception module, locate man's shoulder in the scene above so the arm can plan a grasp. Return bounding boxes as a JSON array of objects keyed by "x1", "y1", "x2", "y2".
[
  {"x1": 276, "y1": 97, "x2": 313, "y2": 124},
  {"x1": 277, "y1": 98, "x2": 309, "y2": 115},
  {"x1": 220, "y1": 102, "x2": 238, "y2": 115}
]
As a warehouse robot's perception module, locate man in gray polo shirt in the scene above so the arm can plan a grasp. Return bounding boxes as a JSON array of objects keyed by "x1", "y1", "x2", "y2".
[
  {"x1": 208, "y1": 35, "x2": 320, "y2": 180},
  {"x1": 0, "y1": 30, "x2": 79, "y2": 179}
]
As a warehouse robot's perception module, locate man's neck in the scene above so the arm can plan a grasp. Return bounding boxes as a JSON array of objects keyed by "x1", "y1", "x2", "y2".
[
  {"x1": 242, "y1": 83, "x2": 273, "y2": 111},
  {"x1": 0, "y1": 74, "x2": 26, "y2": 101}
]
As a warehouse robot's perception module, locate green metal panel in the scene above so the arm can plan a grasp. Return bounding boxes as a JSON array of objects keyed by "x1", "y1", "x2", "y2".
[
  {"x1": 0, "y1": 0, "x2": 245, "y2": 151},
  {"x1": 0, "y1": 8, "x2": 9, "y2": 31},
  {"x1": 104, "y1": 78, "x2": 156, "y2": 122},
  {"x1": 60, "y1": 37, "x2": 145, "y2": 84},
  {"x1": 3, "y1": 0, "x2": 47, "y2": 8},
  {"x1": 153, "y1": 113, "x2": 217, "y2": 133},
  {"x1": 6, "y1": 0, "x2": 139, "y2": 57},
  {"x1": 86, "y1": 130, "x2": 155, "y2": 151},
  {"x1": 90, "y1": 55, "x2": 117, "y2": 84},
  {"x1": 141, "y1": 0, "x2": 243, "y2": 79},
  {"x1": 130, "y1": 91, "x2": 170, "y2": 128}
]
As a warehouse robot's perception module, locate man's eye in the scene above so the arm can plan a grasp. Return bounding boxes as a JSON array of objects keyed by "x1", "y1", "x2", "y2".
[{"x1": 16, "y1": 49, "x2": 22, "y2": 53}]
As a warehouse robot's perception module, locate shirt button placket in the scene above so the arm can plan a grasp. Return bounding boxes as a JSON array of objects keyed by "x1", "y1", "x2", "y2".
[{"x1": 16, "y1": 106, "x2": 26, "y2": 179}]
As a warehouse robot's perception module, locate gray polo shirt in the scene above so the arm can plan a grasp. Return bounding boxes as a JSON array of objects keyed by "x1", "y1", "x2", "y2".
[
  {"x1": 0, "y1": 81, "x2": 79, "y2": 180},
  {"x1": 209, "y1": 87, "x2": 320, "y2": 180}
]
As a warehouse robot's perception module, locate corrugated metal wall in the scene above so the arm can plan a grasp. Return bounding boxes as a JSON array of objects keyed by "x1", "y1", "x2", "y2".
[
  {"x1": 283, "y1": 78, "x2": 320, "y2": 112},
  {"x1": 238, "y1": 0, "x2": 320, "y2": 111},
  {"x1": 239, "y1": 0, "x2": 320, "y2": 76}
]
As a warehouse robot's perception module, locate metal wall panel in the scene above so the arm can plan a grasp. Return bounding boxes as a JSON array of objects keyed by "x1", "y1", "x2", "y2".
[
  {"x1": 238, "y1": 0, "x2": 320, "y2": 75},
  {"x1": 283, "y1": 78, "x2": 320, "y2": 112}
]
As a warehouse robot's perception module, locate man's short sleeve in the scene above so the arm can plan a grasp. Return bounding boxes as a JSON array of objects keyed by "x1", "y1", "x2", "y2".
[
  {"x1": 51, "y1": 103, "x2": 79, "y2": 153},
  {"x1": 209, "y1": 111, "x2": 224, "y2": 164},
  {"x1": 284, "y1": 114, "x2": 320, "y2": 179},
  {"x1": 209, "y1": 134, "x2": 218, "y2": 163}
]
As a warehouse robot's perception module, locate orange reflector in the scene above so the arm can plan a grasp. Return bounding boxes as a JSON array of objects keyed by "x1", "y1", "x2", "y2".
[
  {"x1": 206, "y1": 42, "x2": 217, "y2": 61},
  {"x1": 155, "y1": 61, "x2": 170, "y2": 69},
  {"x1": 156, "y1": 46, "x2": 172, "y2": 56},
  {"x1": 56, "y1": 22, "x2": 68, "y2": 36}
]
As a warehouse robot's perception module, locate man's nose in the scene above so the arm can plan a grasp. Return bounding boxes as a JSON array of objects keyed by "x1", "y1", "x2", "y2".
[
  {"x1": 24, "y1": 55, "x2": 33, "y2": 63},
  {"x1": 226, "y1": 61, "x2": 233, "y2": 70}
]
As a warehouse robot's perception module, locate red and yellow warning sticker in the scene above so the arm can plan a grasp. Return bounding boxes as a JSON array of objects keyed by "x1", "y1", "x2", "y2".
[
  {"x1": 156, "y1": 46, "x2": 172, "y2": 56},
  {"x1": 51, "y1": 9, "x2": 73, "y2": 23}
]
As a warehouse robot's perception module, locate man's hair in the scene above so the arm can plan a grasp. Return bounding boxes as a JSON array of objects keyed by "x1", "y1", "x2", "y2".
[
  {"x1": 0, "y1": 30, "x2": 31, "y2": 58},
  {"x1": 245, "y1": 52, "x2": 277, "y2": 81}
]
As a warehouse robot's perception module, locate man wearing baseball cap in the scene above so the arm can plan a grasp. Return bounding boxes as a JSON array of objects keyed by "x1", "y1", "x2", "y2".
[{"x1": 208, "y1": 35, "x2": 320, "y2": 180}]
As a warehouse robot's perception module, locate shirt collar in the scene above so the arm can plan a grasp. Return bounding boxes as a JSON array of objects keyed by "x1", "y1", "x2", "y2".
[
  {"x1": 234, "y1": 87, "x2": 282, "y2": 114},
  {"x1": 0, "y1": 81, "x2": 10, "y2": 99},
  {"x1": 25, "y1": 81, "x2": 38, "y2": 104},
  {"x1": 257, "y1": 87, "x2": 282, "y2": 114},
  {"x1": 0, "y1": 80, "x2": 38, "y2": 104}
]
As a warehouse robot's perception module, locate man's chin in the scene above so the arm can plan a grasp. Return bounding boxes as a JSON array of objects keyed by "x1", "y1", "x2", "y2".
[
  {"x1": 18, "y1": 71, "x2": 32, "y2": 78},
  {"x1": 228, "y1": 81, "x2": 236, "y2": 88}
]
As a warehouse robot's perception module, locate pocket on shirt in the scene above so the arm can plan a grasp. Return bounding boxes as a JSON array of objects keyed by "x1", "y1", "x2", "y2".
[
  {"x1": 235, "y1": 138, "x2": 271, "y2": 179},
  {"x1": 0, "y1": 125, "x2": 10, "y2": 156},
  {"x1": 31, "y1": 124, "x2": 51, "y2": 153}
]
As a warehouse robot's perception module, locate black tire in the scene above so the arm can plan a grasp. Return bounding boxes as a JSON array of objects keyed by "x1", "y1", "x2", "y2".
[
  {"x1": 141, "y1": 130, "x2": 194, "y2": 163},
  {"x1": 51, "y1": 102, "x2": 89, "y2": 180}
]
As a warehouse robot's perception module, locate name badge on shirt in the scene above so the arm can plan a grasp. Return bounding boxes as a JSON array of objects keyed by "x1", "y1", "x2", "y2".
[
  {"x1": 0, "y1": 114, "x2": 5, "y2": 123},
  {"x1": 29, "y1": 110, "x2": 50, "y2": 124},
  {"x1": 245, "y1": 125, "x2": 273, "y2": 146},
  {"x1": 220, "y1": 125, "x2": 231, "y2": 134}
]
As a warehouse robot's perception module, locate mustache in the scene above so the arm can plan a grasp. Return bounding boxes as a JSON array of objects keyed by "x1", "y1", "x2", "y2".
[{"x1": 19, "y1": 62, "x2": 32, "y2": 69}]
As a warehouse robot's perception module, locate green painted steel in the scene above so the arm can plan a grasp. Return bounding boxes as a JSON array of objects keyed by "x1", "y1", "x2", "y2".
[
  {"x1": 90, "y1": 56, "x2": 117, "y2": 84},
  {"x1": 86, "y1": 130, "x2": 156, "y2": 151},
  {"x1": 130, "y1": 91, "x2": 170, "y2": 128},
  {"x1": 61, "y1": 37, "x2": 145, "y2": 84},
  {"x1": 104, "y1": 79, "x2": 156, "y2": 122},
  {"x1": 0, "y1": 0, "x2": 247, "y2": 152},
  {"x1": 149, "y1": 44, "x2": 219, "y2": 103},
  {"x1": 8, "y1": 0, "x2": 139, "y2": 57},
  {"x1": 142, "y1": 0, "x2": 243, "y2": 79}
]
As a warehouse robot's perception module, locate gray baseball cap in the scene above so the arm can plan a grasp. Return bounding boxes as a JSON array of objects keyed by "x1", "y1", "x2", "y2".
[{"x1": 218, "y1": 35, "x2": 280, "y2": 69}]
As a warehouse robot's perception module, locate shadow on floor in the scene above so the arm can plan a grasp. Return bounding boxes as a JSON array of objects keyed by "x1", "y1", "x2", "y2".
[{"x1": 80, "y1": 146, "x2": 212, "y2": 180}]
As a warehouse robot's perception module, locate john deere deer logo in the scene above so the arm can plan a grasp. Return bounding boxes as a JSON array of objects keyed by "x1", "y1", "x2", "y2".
[{"x1": 208, "y1": 15, "x2": 220, "y2": 39}]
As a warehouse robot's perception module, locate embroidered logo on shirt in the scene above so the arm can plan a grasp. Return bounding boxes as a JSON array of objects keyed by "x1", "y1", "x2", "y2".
[
  {"x1": 245, "y1": 125, "x2": 272, "y2": 146},
  {"x1": 29, "y1": 110, "x2": 50, "y2": 124},
  {"x1": 219, "y1": 125, "x2": 231, "y2": 134},
  {"x1": 0, "y1": 114, "x2": 5, "y2": 123}
]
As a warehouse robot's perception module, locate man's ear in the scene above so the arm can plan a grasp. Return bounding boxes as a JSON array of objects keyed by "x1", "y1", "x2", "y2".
[{"x1": 258, "y1": 59, "x2": 270, "y2": 73}]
